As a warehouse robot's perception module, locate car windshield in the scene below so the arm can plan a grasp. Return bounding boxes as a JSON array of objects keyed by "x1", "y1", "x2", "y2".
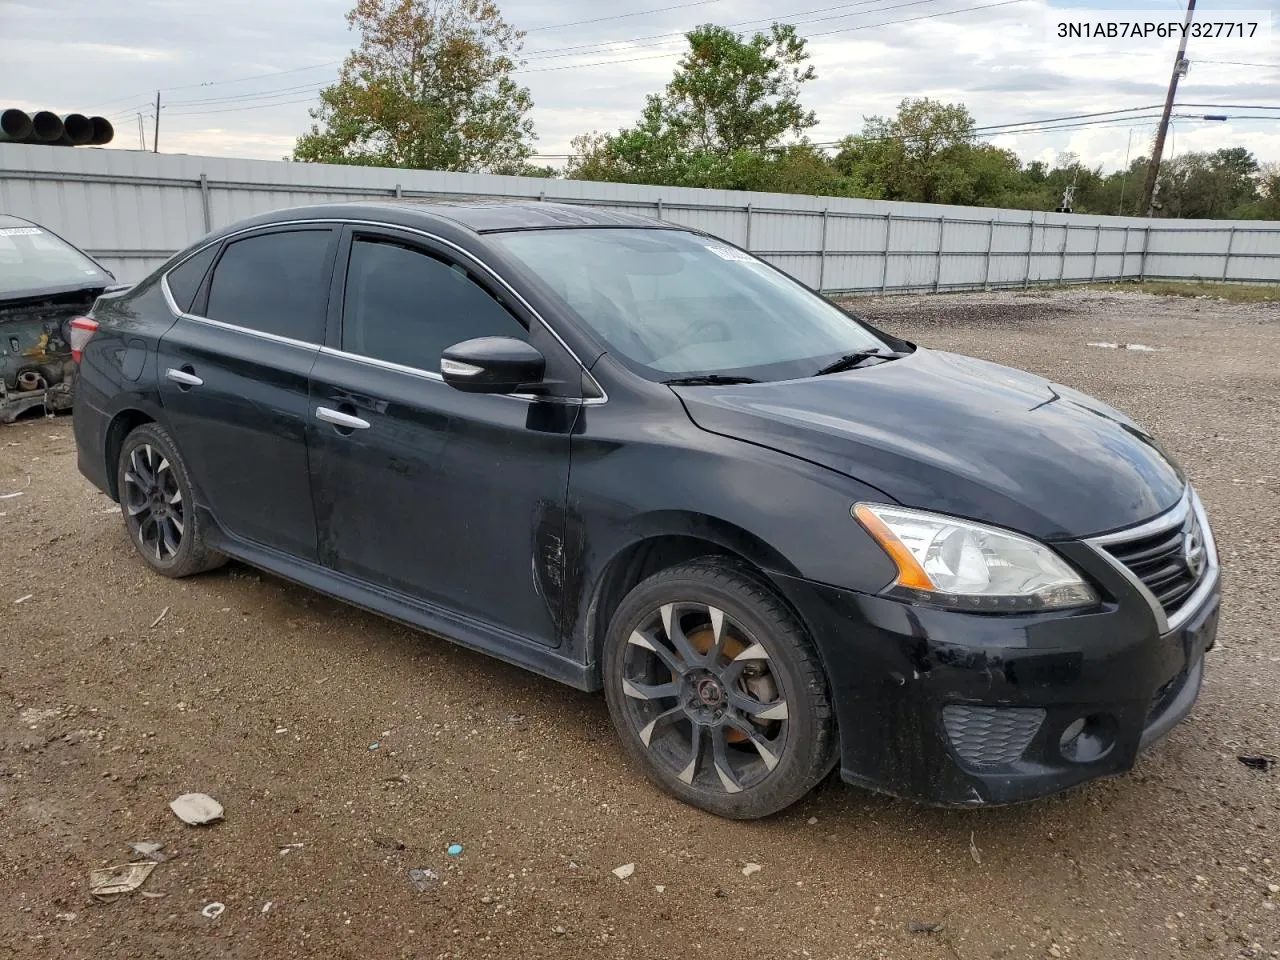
[
  {"x1": 490, "y1": 228, "x2": 891, "y2": 382},
  {"x1": 0, "y1": 222, "x2": 110, "y2": 298}
]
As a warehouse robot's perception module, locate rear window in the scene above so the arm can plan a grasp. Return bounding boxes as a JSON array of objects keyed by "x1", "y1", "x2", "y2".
[
  {"x1": 204, "y1": 230, "x2": 333, "y2": 343},
  {"x1": 0, "y1": 224, "x2": 111, "y2": 299}
]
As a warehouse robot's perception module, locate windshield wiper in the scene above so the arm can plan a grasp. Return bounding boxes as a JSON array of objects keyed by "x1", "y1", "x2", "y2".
[
  {"x1": 662, "y1": 374, "x2": 760, "y2": 386},
  {"x1": 813, "y1": 349, "x2": 908, "y2": 377}
]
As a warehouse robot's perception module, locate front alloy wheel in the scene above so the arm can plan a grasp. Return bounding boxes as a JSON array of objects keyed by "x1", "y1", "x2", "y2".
[
  {"x1": 622, "y1": 602, "x2": 789, "y2": 795},
  {"x1": 603, "y1": 559, "x2": 837, "y2": 819}
]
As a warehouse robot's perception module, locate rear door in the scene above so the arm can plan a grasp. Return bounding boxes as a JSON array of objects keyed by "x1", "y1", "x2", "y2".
[
  {"x1": 156, "y1": 225, "x2": 338, "y2": 560},
  {"x1": 306, "y1": 226, "x2": 581, "y2": 646}
]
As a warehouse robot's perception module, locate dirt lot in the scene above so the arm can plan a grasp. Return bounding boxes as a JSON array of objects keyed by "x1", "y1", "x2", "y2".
[{"x1": 2, "y1": 288, "x2": 1277, "y2": 960}]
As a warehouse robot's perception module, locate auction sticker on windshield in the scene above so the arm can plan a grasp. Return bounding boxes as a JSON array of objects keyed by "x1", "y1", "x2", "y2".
[
  {"x1": 703, "y1": 243, "x2": 754, "y2": 262},
  {"x1": 0, "y1": 227, "x2": 43, "y2": 237}
]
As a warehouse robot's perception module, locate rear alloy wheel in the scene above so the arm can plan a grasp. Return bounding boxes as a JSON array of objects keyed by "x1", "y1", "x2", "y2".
[
  {"x1": 116, "y1": 423, "x2": 225, "y2": 578},
  {"x1": 603, "y1": 559, "x2": 836, "y2": 819}
]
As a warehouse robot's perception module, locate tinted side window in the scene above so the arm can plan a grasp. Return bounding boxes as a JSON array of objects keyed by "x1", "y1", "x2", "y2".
[
  {"x1": 341, "y1": 238, "x2": 526, "y2": 371},
  {"x1": 165, "y1": 244, "x2": 218, "y2": 313},
  {"x1": 205, "y1": 230, "x2": 332, "y2": 342}
]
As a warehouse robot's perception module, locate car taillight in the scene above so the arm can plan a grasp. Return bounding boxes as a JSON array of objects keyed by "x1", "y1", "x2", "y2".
[{"x1": 68, "y1": 316, "x2": 98, "y2": 363}]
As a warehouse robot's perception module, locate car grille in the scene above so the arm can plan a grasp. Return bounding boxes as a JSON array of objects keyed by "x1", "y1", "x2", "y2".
[
  {"x1": 941, "y1": 705, "x2": 1045, "y2": 766},
  {"x1": 1101, "y1": 507, "x2": 1208, "y2": 616}
]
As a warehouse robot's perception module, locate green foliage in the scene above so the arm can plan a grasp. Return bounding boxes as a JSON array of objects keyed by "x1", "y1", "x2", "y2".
[
  {"x1": 293, "y1": 0, "x2": 535, "y2": 173},
  {"x1": 1152, "y1": 147, "x2": 1260, "y2": 218},
  {"x1": 834, "y1": 99, "x2": 1022, "y2": 206},
  {"x1": 1236, "y1": 163, "x2": 1280, "y2": 219},
  {"x1": 566, "y1": 63, "x2": 1275, "y2": 218},
  {"x1": 565, "y1": 23, "x2": 821, "y2": 192},
  {"x1": 296, "y1": 4, "x2": 1277, "y2": 219}
]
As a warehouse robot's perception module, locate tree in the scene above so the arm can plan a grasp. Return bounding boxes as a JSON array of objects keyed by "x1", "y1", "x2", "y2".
[
  {"x1": 565, "y1": 23, "x2": 819, "y2": 190},
  {"x1": 834, "y1": 99, "x2": 1020, "y2": 206},
  {"x1": 1237, "y1": 162, "x2": 1280, "y2": 219},
  {"x1": 1153, "y1": 148, "x2": 1259, "y2": 218},
  {"x1": 293, "y1": 0, "x2": 534, "y2": 173}
]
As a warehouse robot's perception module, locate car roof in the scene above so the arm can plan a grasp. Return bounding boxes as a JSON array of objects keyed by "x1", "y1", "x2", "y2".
[
  {"x1": 219, "y1": 200, "x2": 670, "y2": 238},
  {"x1": 0, "y1": 213, "x2": 36, "y2": 229},
  {"x1": 373, "y1": 199, "x2": 666, "y2": 233}
]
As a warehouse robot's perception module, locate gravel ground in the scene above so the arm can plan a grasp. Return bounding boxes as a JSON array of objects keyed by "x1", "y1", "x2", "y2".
[{"x1": 1, "y1": 288, "x2": 1277, "y2": 960}]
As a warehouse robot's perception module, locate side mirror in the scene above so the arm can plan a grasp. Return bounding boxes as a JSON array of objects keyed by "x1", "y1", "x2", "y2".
[{"x1": 440, "y1": 337, "x2": 546, "y2": 394}]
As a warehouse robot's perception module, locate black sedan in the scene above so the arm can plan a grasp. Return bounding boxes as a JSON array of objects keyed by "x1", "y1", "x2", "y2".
[
  {"x1": 70, "y1": 202, "x2": 1220, "y2": 817},
  {"x1": 0, "y1": 214, "x2": 117, "y2": 422}
]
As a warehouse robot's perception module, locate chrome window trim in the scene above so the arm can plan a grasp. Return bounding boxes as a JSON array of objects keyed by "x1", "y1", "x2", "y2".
[
  {"x1": 1088, "y1": 487, "x2": 1190, "y2": 546},
  {"x1": 1084, "y1": 486, "x2": 1220, "y2": 636},
  {"x1": 316, "y1": 345, "x2": 591, "y2": 406},
  {"x1": 158, "y1": 217, "x2": 607, "y2": 405}
]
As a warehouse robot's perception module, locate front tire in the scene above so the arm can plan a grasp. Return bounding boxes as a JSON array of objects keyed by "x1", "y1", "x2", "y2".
[
  {"x1": 602, "y1": 559, "x2": 837, "y2": 819},
  {"x1": 115, "y1": 423, "x2": 225, "y2": 578}
]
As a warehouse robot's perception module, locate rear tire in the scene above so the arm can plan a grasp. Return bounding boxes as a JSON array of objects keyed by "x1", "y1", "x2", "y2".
[
  {"x1": 602, "y1": 558, "x2": 837, "y2": 819},
  {"x1": 115, "y1": 423, "x2": 225, "y2": 578}
]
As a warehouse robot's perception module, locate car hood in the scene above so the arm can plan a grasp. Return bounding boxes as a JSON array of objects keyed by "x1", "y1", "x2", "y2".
[{"x1": 674, "y1": 349, "x2": 1184, "y2": 541}]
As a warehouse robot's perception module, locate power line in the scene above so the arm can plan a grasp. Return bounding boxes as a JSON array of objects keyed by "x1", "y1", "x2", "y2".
[
  {"x1": 517, "y1": 0, "x2": 1029, "y2": 73},
  {"x1": 807, "y1": 0, "x2": 1025, "y2": 39},
  {"x1": 807, "y1": 105, "x2": 1166, "y2": 144},
  {"x1": 81, "y1": 60, "x2": 345, "y2": 114},
  {"x1": 92, "y1": 0, "x2": 1027, "y2": 114},
  {"x1": 89, "y1": 0, "x2": 915, "y2": 115},
  {"x1": 1197, "y1": 59, "x2": 1279, "y2": 69},
  {"x1": 166, "y1": 80, "x2": 336, "y2": 107},
  {"x1": 525, "y1": 117, "x2": 1169, "y2": 159},
  {"x1": 521, "y1": 0, "x2": 926, "y2": 61},
  {"x1": 526, "y1": 0, "x2": 728, "y2": 32},
  {"x1": 164, "y1": 95, "x2": 326, "y2": 118}
]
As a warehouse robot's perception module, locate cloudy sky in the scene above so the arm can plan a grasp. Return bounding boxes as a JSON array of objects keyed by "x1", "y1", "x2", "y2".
[{"x1": 2, "y1": 0, "x2": 1277, "y2": 172}]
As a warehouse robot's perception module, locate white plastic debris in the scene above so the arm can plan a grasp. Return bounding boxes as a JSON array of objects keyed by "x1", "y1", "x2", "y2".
[
  {"x1": 742, "y1": 862, "x2": 762, "y2": 877},
  {"x1": 408, "y1": 867, "x2": 438, "y2": 891},
  {"x1": 13, "y1": 595, "x2": 33, "y2": 604},
  {"x1": 201, "y1": 902, "x2": 225, "y2": 919},
  {"x1": 0, "y1": 491, "x2": 24, "y2": 500},
  {"x1": 170, "y1": 792, "x2": 224, "y2": 826},
  {"x1": 89, "y1": 862, "x2": 155, "y2": 897},
  {"x1": 1087, "y1": 341, "x2": 1159, "y2": 351},
  {"x1": 149, "y1": 607, "x2": 170, "y2": 628},
  {"x1": 262, "y1": 901, "x2": 273, "y2": 914},
  {"x1": 128, "y1": 841, "x2": 167, "y2": 863},
  {"x1": 611, "y1": 863, "x2": 636, "y2": 880}
]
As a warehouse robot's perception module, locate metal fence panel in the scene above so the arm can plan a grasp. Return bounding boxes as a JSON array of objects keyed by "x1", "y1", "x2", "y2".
[{"x1": 2, "y1": 143, "x2": 1278, "y2": 290}]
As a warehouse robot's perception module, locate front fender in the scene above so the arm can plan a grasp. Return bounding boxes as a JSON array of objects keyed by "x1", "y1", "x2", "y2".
[{"x1": 563, "y1": 400, "x2": 902, "y2": 672}]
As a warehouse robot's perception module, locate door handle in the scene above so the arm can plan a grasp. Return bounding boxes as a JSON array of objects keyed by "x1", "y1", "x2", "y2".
[
  {"x1": 165, "y1": 367, "x2": 203, "y2": 387},
  {"x1": 315, "y1": 406, "x2": 371, "y2": 431}
]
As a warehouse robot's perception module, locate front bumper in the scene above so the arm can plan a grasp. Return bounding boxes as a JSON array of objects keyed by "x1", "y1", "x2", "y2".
[{"x1": 772, "y1": 549, "x2": 1220, "y2": 807}]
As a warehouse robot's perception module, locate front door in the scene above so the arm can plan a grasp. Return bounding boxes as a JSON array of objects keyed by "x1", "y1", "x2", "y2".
[
  {"x1": 156, "y1": 226, "x2": 337, "y2": 560},
  {"x1": 306, "y1": 227, "x2": 580, "y2": 646}
]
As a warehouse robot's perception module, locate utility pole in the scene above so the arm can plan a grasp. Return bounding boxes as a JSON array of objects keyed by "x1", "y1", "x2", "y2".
[
  {"x1": 1141, "y1": 0, "x2": 1195, "y2": 215},
  {"x1": 153, "y1": 91, "x2": 160, "y2": 154},
  {"x1": 1117, "y1": 128, "x2": 1134, "y2": 215}
]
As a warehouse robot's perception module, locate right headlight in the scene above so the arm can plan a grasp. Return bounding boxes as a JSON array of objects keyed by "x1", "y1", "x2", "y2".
[{"x1": 853, "y1": 503, "x2": 1098, "y2": 612}]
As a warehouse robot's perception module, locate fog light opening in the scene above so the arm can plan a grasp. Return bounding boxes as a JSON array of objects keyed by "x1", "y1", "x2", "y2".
[{"x1": 1059, "y1": 714, "x2": 1116, "y2": 763}]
